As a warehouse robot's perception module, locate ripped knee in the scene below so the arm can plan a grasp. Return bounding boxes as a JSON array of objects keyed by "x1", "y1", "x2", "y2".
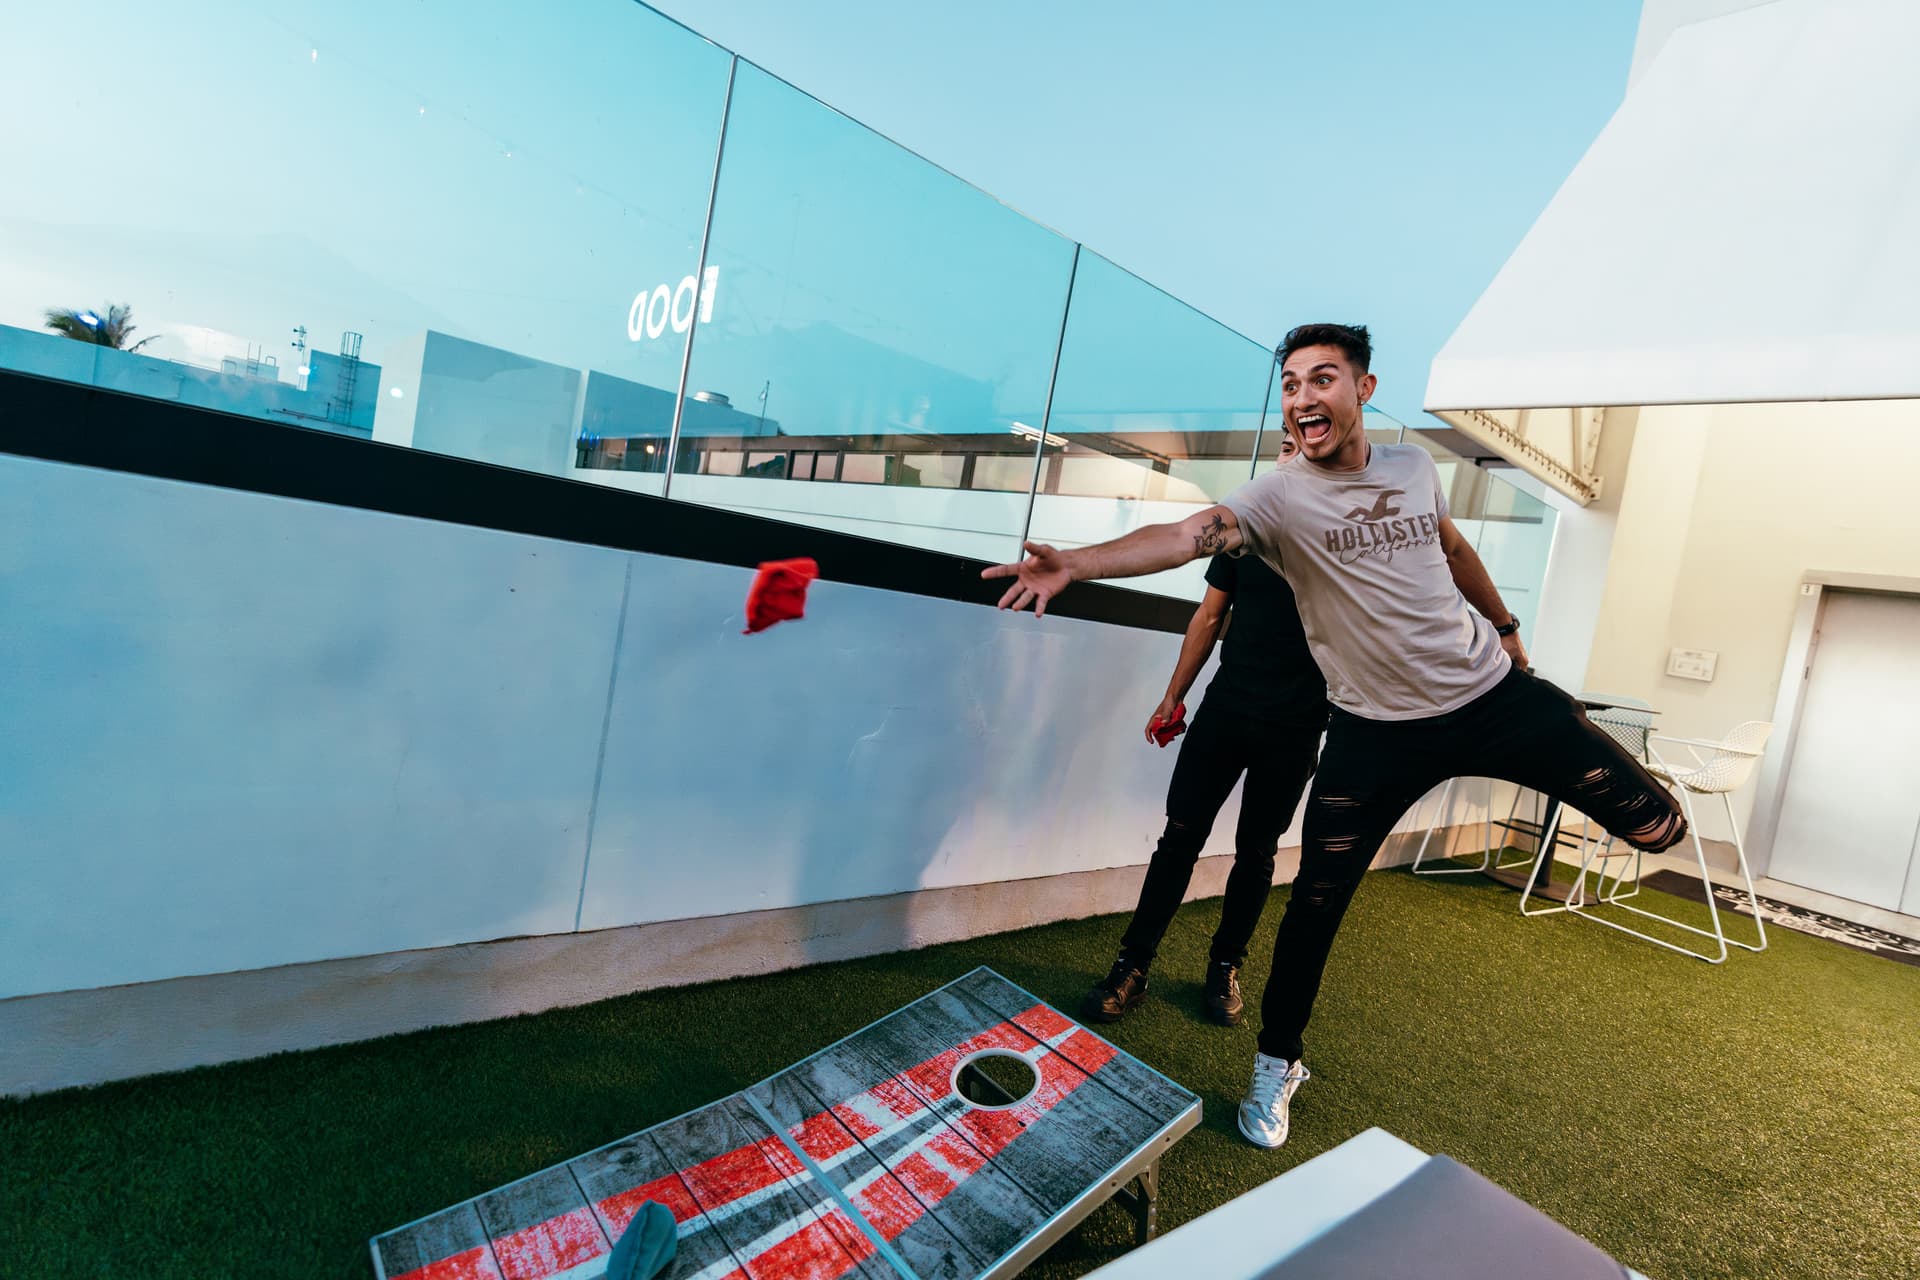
[
  {"x1": 1299, "y1": 789, "x2": 1395, "y2": 899},
  {"x1": 1297, "y1": 876, "x2": 1350, "y2": 910},
  {"x1": 1156, "y1": 816, "x2": 1207, "y2": 860},
  {"x1": 1312, "y1": 793, "x2": 1365, "y2": 858},
  {"x1": 1567, "y1": 767, "x2": 1689, "y2": 852},
  {"x1": 1624, "y1": 810, "x2": 1689, "y2": 853}
]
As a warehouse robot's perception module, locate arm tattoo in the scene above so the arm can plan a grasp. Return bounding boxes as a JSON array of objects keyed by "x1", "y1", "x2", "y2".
[{"x1": 1192, "y1": 513, "x2": 1229, "y2": 557}]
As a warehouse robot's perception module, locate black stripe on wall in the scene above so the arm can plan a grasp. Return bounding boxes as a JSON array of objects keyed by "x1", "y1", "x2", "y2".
[{"x1": 0, "y1": 370, "x2": 1190, "y2": 633}]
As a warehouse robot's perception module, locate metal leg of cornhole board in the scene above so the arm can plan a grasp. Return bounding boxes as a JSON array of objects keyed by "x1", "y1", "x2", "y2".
[{"x1": 1111, "y1": 1159, "x2": 1160, "y2": 1244}]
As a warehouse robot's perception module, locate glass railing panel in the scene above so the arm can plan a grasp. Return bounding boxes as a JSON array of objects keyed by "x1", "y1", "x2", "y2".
[
  {"x1": 1026, "y1": 252, "x2": 1271, "y2": 600},
  {"x1": 1, "y1": 0, "x2": 730, "y2": 495},
  {"x1": 1453, "y1": 469, "x2": 1557, "y2": 637},
  {"x1": 650, "y1": 62, "x2": 1075, "y2": 559}
]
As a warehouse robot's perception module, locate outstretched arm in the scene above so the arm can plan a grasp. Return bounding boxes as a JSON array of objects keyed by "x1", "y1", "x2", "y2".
[
  {"x1": 981, "y1": 505, "x2": 1245, "y2": 615},
  {"x1": 1439, "y1": 516, "x2": 1528, "y2": 669}
]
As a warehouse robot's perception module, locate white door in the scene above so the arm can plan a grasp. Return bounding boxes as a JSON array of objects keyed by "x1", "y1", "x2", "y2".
[{"x1": 1768, "y1": 590, "x2": 1920, "y2": 911}]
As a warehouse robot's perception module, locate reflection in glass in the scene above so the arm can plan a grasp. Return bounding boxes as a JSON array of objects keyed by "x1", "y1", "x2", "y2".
[
  {"x1": 1, "y1": 0, "x2": 730, "y2": 497},
  {"x1": 658, "y1": 62, "x2": 1075, "y2": 559},
  {"x1": 1027, "y1": 253, "x2": 1274, "y2": 599}
]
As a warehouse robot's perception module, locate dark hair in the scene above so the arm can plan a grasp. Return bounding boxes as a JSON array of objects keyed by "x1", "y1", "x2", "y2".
[{"x1": 1279, "y1": 323, "x2": 1372, "y2": 374}]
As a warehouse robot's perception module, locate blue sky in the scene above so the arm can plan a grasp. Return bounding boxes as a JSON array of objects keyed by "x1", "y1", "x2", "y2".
[{"x1": 653, "y1": 0, "x2": 1643, "y2": 425}]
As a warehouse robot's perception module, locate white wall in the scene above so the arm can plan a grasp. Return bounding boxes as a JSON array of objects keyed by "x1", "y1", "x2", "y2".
[
  {"x1": 1583, "y1": 398, "x2": 1920, "y2": 841},
  {"x1": 0, "y1": 455, "x2": 624, "y2": 998},
  {"x1": 0, "y1": 453, "x2": 1294, "y2": 1000},
  {"x1": 1525, "y1": 410, "x2": 1637, "y2": 688},
  {"x1": 1629, "y1": 0, "x2": 1784, "y2": 87}
]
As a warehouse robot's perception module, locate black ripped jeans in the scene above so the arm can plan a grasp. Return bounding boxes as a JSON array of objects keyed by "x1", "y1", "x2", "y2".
[
  {"x1": 1258, "y1": 666, "x2": 1688, "y2": 1061},
  {"x1": 1118, "y1": 698, "x2": 1324, "y2": 971}
]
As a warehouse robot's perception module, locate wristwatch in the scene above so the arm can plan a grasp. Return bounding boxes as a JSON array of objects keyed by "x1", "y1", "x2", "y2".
[{"x1": 1495, "y1": 617, "x2": 1521, "y2": 637}]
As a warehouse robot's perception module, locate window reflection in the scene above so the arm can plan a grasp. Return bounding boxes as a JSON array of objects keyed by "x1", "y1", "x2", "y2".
[
  {"x1": 1, "y1": 0, "x2": 729, "y2": 493},
  {"x1": 650, "y1": 62, "x2": 1075, "y2": 560},
  {"x1": 1025, "y1": 252, "x2": 1275, "y2": 600}
]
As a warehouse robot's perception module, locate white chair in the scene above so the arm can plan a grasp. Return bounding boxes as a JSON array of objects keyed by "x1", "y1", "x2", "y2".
[
  {"x1": 1410, "y1": 777, "x2": 1504, "y2": 876},
  {"x1": 1559, "y1": 709, "x2": 1657, "y2": 905},
  {"x1": 1510, "y1": 787, "x2": 1596, "y2": 917},
  {"x1": 1413, "y1": 779, "x2": 1577, "y2": 915},
  {"x1": 1567, "y1": 720, "x2": 1772, "y2": 963}
]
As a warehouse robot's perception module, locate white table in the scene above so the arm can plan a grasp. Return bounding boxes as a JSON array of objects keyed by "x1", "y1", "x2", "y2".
[
  {"x1": 1086, "y1": 1128, "x2": 1651, "y2": 1279},
  {"x1": 1085, "y1": 1128, "x2": 1425, "y2": 1279}
]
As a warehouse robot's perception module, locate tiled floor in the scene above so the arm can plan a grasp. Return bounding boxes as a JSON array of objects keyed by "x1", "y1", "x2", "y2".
[
  {"x1": 1546, "y1": 820, "x2": 1920, "y2": 939},
  {"x1": 1647, "y1": 849, "x2": 1920, "y2": 937}
]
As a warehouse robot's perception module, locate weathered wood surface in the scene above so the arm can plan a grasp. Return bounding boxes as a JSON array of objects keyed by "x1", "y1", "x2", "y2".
[
  {"x1": 571, "y1": 1131, "x2": 738, "y2": 1279},
  {"x1": 752, "y1": 1058, "x2": 992, "y2": 1278},
  {"x1": 371, "y1": 967, "x2": 1200, "y2": 1280},
  {"x1": 375, "y1": 1202, "x2": 503, "y2": 1280},
  {"x1": 648, "y1": 1094, "x2": 902, "y2": 1280},
  {"x1": 474, "y1": 1166, "x2": 610, "y2": 1280}
]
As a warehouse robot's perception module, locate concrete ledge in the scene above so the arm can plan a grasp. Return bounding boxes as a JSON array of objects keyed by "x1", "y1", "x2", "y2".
[{"x1": 2, "y1": 826, "x2": 1479, "y2": 1096}]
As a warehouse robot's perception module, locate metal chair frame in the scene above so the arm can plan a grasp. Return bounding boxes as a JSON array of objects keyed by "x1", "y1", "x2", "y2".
[{"x1": 1565, "y1": 722, "x2": 1773, "y2": 963}]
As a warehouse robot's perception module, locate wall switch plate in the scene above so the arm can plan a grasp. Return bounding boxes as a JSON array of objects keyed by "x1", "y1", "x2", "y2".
[{"x1": 1667, "y1": 647, "x2": 1718, "y2": 682}]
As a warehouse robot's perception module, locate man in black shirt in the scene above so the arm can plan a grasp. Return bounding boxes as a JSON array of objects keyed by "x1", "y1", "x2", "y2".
[{"x1": 1082, "y1": 445, "x2": 1330, "y2": 1027}]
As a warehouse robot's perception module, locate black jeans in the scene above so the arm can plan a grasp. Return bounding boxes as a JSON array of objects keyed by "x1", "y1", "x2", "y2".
[
  {"x1": 1117, "y1": 697, "x2": 1324, "y2": 970},
  {"x1": 1257, "y1": 666, "x2": 1689, "y2": 1061}
]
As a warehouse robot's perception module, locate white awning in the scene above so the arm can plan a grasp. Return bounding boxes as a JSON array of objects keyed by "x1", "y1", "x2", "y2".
[{"x1": 1426, "y1": 0, "x2": 1920, "y2": 416}]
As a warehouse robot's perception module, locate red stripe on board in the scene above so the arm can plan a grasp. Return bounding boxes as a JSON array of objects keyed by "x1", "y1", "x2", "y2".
[
  {"x1": 745, "y1": 1212, "x2": 878, "y2": 1280},
  {"x1": 755, "y1": 1134, "x2": 807, "y2": 1180},
  {"x1": 597, "y1": 1171, "x2": 701, "y2": 1235},
  {"x1": 1015, "y1": 1003, "x2": 1075, "y2": 1041},
  {"x1": 388, "y1": 1245, "x2": 504, "y2": 1280},
  {"x1": 827, "y1": 1100, "x2": 883, "y2": 1140},
  {"x1": 490, "y1": 1205, "x2": 607, "y2": 1280},
  {"x1": 1057, "y1": 1027, "x2": 1120, "y2": 1075},
  {"x1": 882, "y1": 1147, "x2": 960, "y2": 1211},
  {"x1": 677, "y1": 1136, "x2": 795, "y2": 1211},
  {"x1": 790, "y1": 1109, "x2": 864, "y2": 1163},
  {"x1": 844, "y1": 1162, "x2": 928, "y2": 1241},
  {"x1": 867, "y1": 1076, "x2": 924, "y2": 1122}
]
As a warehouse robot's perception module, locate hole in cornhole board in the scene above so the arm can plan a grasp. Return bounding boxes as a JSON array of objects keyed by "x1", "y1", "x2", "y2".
[{"x1": 952, "y1": 1050, "x2": 1040, "y2": 1109}]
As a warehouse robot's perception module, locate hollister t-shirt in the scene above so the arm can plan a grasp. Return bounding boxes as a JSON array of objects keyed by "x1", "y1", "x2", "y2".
[{"x1": 1220, "y1": 442, "x2": 1509, "y2": 720}]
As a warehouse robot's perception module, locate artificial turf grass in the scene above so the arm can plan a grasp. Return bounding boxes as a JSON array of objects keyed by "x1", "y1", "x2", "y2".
[{"x1": 3, "y1": 865, "x2": 1917, "y2": 1280}]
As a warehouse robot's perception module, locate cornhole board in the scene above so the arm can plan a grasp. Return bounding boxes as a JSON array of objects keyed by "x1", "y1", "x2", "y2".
[{"x1": 371, "y1": 967, "x2": 1201, "y2": 1280}]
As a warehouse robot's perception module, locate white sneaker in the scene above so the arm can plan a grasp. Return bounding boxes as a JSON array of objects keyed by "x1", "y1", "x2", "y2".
[{"x1": 1237, "y1": 1052, "x2": 1309, "y2": 1148}]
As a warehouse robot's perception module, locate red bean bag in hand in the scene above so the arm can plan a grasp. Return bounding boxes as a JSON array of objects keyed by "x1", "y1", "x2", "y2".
[
  {"x1": 743, "y1": 557, "x2": 819, "y2": 634},
  {"x1": 1148, "y1": 702, "x2": 1187, "y2": 747}
]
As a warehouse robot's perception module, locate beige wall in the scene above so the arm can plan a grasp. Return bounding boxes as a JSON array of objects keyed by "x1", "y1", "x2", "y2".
[{"x1": 1584, "y1": 399, "x2": 1920, "y2": 839}]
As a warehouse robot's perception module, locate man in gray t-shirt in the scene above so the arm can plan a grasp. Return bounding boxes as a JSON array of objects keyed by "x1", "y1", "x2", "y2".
[
  {"x1": 983, "y1": 323, "x2": 1689, "y2": 1152},
  {"x1": 1222, "y1": 435, "x2": 1507, "y2": 719}
]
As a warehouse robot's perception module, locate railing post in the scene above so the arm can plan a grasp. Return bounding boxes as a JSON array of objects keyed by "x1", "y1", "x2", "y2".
[
  {"x1": 1017, "y1": 242, "x2": 1081, "y2": 553},
  {"x1": 663, "y1": 55, "x2": 739, "y2": 498}
]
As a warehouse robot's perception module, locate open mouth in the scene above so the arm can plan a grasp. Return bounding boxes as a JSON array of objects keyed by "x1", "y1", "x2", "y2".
[{"x1": 1295, "y1": 413, "x2": 1332, "y2": 446}]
